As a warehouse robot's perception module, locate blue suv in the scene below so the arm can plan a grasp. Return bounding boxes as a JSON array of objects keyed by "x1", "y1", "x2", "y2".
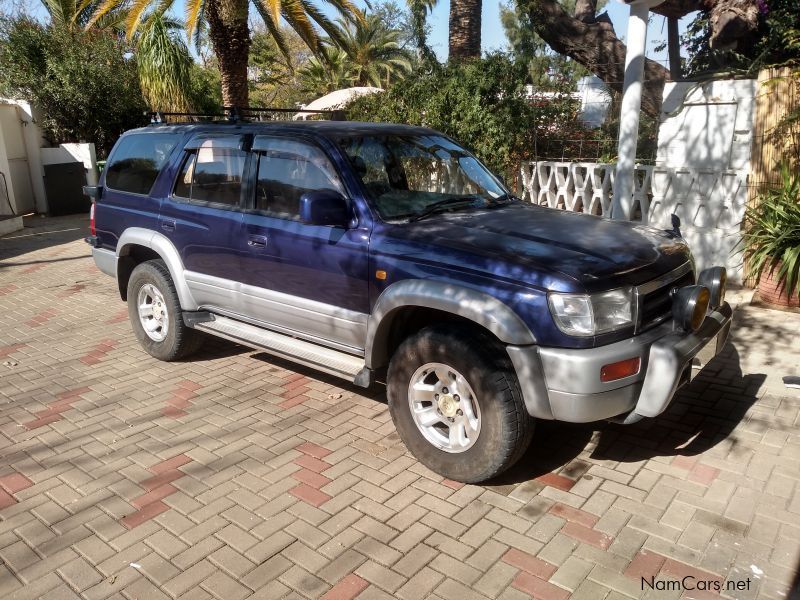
[{"x1": 86, "y1": 121, "x2": 732, "y2": 483}]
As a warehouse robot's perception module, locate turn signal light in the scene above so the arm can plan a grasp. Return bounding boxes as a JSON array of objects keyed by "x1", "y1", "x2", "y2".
[{"x1": 600, "y1": 357, "x2": 641, "y2": 382}]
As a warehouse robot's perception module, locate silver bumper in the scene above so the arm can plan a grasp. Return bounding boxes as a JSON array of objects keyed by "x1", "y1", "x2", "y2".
[
  {"x1": 507, "y1": 302, "x2": 733, "y2": 423},
  {"x1": 91, "y1": 247, "x2": 117, "y2": 278}
]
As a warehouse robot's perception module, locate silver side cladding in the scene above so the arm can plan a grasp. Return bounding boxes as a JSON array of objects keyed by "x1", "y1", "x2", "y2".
[
  {"x1": 92, "y1": 247, "x2": 117, "y2": 278},
  {"x1": 505, "y1": 345, "x2": 554, "y2": 420}
]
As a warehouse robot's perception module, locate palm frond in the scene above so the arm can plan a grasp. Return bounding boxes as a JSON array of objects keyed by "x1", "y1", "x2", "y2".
[
  {"x1": 136, "y1": 11, "x2": 194, "y2": 112},
  {"x1": 81, "y1": 0, "x2": 125, "y2": 30},
  {"x1": 279, "y1": 0, "x2": 323, "y2": 55},
  {"x1": 252, "y1": 1, "x2": 293, "y2": 63},
  {"x1": 125, "y1": 0, "x2": 154, "y2": 37},
  {"x1": 185, "y1": 0, "x2": 205, "y2": 43}
]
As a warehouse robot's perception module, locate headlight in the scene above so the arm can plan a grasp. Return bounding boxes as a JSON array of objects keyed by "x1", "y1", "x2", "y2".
[
  {"x1": 548, "y1": 287, "x2": 635, "y2": 336},
  {"x1": 672, "y1": 285, "x2": 710, "y2": 332},
  {"x1": 698, "y1": 267, "x2": 726, "y2": 310}
]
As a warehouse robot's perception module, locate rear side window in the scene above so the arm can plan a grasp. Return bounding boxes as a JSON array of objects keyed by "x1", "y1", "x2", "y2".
[
  {"x1": 254, "y1": 137, "x2": 344, "y2": 220},
  {"x1": 105, "y1": 133, "x2": 178, "y2": 195},
  {"x1": 173, "y1": 146, "x2": 246, "y2": 207}
]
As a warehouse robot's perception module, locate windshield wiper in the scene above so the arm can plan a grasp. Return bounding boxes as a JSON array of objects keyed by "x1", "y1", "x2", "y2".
[
  {"x1": 486, "y1": 192, "x2": 520, "y2": 206},
  {"x1": 408, "y1": 197, "x2": 481, "y2": 222}
]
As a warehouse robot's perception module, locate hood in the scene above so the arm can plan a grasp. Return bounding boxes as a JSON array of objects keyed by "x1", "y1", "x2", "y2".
[{"x1": 386, "y1": 203, "x2": 691, "y2": 292}]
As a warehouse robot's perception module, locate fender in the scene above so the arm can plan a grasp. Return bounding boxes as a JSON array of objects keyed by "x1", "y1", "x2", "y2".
[
  {"x1": 116, "y1": 228, "x2": 198, "y2": 310},
  {"x1": 365, "y1": 279, "x2": 537, "y2": 369}
]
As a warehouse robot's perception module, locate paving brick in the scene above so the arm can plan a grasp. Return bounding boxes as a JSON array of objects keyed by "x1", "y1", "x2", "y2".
[
  {"x1": 289, "y1": 483, "x2": 332, "y2": 507},
  {"x1": 501, "y1": 548, "x2": 558, "y2": 579},
  {"x1": 512, "y1": 571, "x2": 570, "y2": 600},
  {"x1": 201, "y1": 570, "x2": 251, "y2": 600},
  {"x1": 321, "y1": 573, "x2": 369, "y2": 600},
  {"x1": 120, "y1": 501, "x2": 170, "y2": 529},
  {"x1": 561, "y1": 522, "x2": 614, "y2": 549},
  {"x1": 625, "y1": 550, "x2": 667, "y2": 580}
]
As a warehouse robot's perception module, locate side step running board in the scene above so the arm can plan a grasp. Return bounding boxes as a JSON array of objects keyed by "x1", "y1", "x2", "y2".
[{"x1": 189, "y1": 313, "x2": 368, "y2": 384}]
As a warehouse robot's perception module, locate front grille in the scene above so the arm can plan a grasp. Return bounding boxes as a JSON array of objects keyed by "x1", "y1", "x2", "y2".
[{"x1": 638, "y1": 270, "x2": 695, "y2": 331}]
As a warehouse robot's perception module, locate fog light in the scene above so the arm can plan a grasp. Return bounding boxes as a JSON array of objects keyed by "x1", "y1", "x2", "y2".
[
  {"x1": 673, "y1": 285, "x2": 710, "y2": 332},
  {"x1": 698, "y1": 267, "x2": 727, "y2": 310},
  {"x1": 600, "y1": 357, "x2": 641, "y2": 382}
]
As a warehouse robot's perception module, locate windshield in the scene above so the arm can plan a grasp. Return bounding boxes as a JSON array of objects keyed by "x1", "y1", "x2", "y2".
[{"x1": 338, "y1": 134, "x2": 510, "y2": 220}]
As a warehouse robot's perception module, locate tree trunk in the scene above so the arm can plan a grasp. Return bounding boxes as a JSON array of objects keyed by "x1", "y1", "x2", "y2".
[
  {"x1": 520, "y1": 0, "x2": 670, "y2": 117},
  {"x1": 206, "y1": 0, "x2": 250, "y2": 109},
  {"x1": 449, "y1": 0, "x2": 482, "y2": 60}
]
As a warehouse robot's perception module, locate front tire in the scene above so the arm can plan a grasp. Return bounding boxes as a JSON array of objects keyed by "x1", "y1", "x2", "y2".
[
  {"x1": 127, "y1": 260, "x2": 203, "y2": 361},
  {"x1": 387, "y1": 326, "x2": 533, "y2": 483}
]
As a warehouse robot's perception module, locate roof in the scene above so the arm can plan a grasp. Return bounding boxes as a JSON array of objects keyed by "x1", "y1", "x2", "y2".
[
  {"x1": 128, "y1": 120, "x2": 437, "y2": 141},
  {"x1": 294, "y1": 87, "x2": 383, "y2": 120}
]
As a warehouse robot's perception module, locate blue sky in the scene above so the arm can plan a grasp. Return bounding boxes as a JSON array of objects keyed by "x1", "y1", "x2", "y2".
[{"x1": 25, "y1": 0, "x2": 690, "y2": 65}]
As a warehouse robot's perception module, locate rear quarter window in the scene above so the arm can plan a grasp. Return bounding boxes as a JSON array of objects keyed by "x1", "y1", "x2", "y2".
[{"x1": 105, "y1": 133, "x2": 179, "y2": 195}]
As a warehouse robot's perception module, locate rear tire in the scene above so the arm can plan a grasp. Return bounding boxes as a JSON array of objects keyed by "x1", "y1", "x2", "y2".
[
  {"x1": 387, "y1": 326, "x2": 533, "y2": 483},
  {"x1": 127, "y1": 260, "x2": 203, "y2": 361}
]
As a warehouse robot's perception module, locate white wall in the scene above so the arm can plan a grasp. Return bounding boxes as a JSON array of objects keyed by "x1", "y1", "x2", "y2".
[
  {"x1": 1, "y1": 98, "x2": 99, "y2": 214},
  {"x1": 654, "y1": 79, "x2": 756, "y2": 282}
]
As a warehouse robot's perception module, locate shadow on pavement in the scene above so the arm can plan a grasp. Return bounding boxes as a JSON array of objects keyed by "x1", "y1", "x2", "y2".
[
  {"x1": 593, "y1": 343, "x2": 765, "y2": 463},
  {"x1": 0, "y1": 215, "x2": 88, "y2": 262},
  {"x1": 492, "y1": 342, "x2": 764, "y2": 485}
]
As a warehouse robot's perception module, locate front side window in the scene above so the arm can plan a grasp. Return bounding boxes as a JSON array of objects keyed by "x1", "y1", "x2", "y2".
[
  {"x1": 105, "y1": 133, "x2": 178, "y2": 195},
  {"x1": 173, "y1": 144, "x2": 246, "y2": 206},
  {"x1": 254, "y1": 137, "x2": 344, "y2": 220},
  {"x1": 339, "y1": 134, "x2": 509, "y2": 221}
]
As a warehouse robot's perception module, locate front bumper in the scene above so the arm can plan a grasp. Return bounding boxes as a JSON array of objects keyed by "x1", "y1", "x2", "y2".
[{"x1": 507, "y1": 302, "x2": 733, "y2": 423}]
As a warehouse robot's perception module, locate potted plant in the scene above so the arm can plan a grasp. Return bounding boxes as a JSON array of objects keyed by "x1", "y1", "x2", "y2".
[{"x1": 740, "y1": 164, "x2": 800, "y2": 308}]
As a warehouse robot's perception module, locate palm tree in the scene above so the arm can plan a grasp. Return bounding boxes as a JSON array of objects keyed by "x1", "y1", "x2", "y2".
[
  {"x1": 448, "y1": 0, "x2": 481, "y2": 60},
  {"x1": 336, "y1": 14, "x2": 412, "y2": 88},
  {"x1": 407, "y1": 0, "x2": 436, "y2": 59},
  {"x1": 81, "y1": 0, "x2": 363, "y2": 109},
  {"x1": 136, "y1": 14, "x2": 195, "y2": 112},
  {"x1": 39, "y1": 1, "x2": 194, "y2": 111},
  {"x1": 298, "y1": 46, "x2": 354, "y2": 96}
]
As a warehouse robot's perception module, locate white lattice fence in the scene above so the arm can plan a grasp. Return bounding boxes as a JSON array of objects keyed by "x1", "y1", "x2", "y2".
[{"x1": 518, "y1": 161, "x2": 748, "y2": 281}]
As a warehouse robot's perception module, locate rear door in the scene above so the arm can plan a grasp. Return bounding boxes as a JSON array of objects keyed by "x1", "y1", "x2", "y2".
[
  {"x1": 158, "y1": 133, "x2": 247, "y2": 313},
  {"x1": 237, "y1": 135, "x2": 370, "y2": 352}
]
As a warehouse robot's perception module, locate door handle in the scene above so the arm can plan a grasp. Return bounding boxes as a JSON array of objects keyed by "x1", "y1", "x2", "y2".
[
  {"x1": 247, "y1": 235, "x2": 268, "y2": 248},
  {"x1": 160, "y1": 219, "x2": 176, "y2": 232}
]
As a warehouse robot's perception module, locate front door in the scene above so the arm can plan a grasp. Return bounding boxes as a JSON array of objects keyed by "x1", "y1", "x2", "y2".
[
  {"x1": 158, "y1": 134, "x2": 247, "y2": 313},
  {"x1": 238, "y1": 135, "x2": 370, "y2": 352}
]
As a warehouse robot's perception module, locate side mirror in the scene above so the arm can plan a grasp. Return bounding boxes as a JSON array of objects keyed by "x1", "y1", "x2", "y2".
[
  {"x1": 299, "y1": 190, "x2": 350, "y2": 227},
  {"x1": 670, "y1": 213, "x2": 682, "y2": 237},
  {"x1": 83, "y1": 185, "x2": 102, "y2": 200}
]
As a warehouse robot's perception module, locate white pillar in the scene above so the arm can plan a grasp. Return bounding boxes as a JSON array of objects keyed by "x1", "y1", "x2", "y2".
[{"x1": 611, "y1": 0, "x2": 658, "y2": 220}]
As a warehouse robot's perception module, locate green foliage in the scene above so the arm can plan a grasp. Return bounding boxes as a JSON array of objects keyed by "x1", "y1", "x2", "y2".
[
  {"x1": 345, "y1": 53, "x2": 595, "y2": 177},
  {"x1": 499, "y1": 0, "x2": 593, "y2": 90},
  {"x1": 740, "y1": 165, "x2": 800, "y2": 297},
  {"x1": 336, "y1": 14, "x2": 412, "y2": 87},
  {"x1": 683, "y1": 0, "x2": 800, "y2": 76},
  {"x1": 0, "y1": 17, "x2": 146, "y2": 157},
  {"x1": 187, "y1": 61, "x2": 224, "y2": 114},
  {"x1": 295, "y1": 13, "x2": 412, "y2": 99},
  {"x1": 249, "y1": 24, "x2": 311, "y2": 107},
  {"x1": 298, "y1": 46, "x2": 355, "y2": 97},
  {"x1": 136, "y1": 13, "x2": 194, "y2": 112}
]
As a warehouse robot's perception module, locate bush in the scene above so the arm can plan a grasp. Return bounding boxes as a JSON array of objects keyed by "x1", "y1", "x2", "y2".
[
  {"x1": 740, "y1": 164, "x2": 800, "y2": 297},
  {"x1": 346, "y1": 53, "x2": 590, "y2": 178},
  {"x1": 0, "y1": 18, "x2": 147, "y2": 157}
]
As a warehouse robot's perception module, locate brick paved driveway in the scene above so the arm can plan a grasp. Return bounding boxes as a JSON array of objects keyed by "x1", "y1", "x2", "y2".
[{"x1": 1, "y1": 215, "x2": 798, "y2": 600}]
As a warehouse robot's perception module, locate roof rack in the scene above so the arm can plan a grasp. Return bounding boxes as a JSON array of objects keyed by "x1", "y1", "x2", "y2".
[{"x1": 146, "y1": 106, "x2": 346, "y2": 124}]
